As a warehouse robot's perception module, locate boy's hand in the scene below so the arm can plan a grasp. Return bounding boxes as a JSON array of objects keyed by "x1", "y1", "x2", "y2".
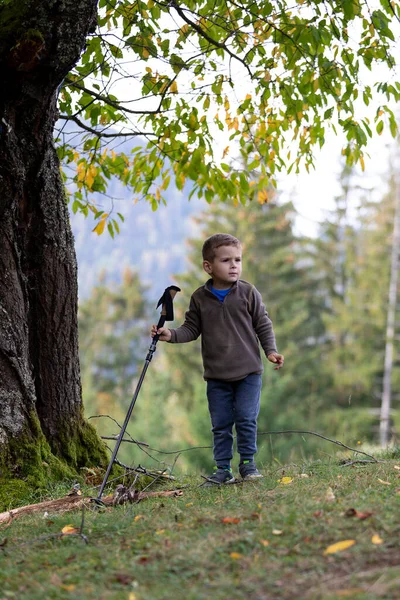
[
  {"x1": 267, "y1": 352, "x2": 284, "y2": 370},
  {"x1": 151, "y1": 324, "x2": 172, "y2": 342}
]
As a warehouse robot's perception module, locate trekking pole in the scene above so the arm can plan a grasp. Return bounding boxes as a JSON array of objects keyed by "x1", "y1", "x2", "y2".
[{"x1": 93, "y1": 285, "x2": 181, "y2": 504}]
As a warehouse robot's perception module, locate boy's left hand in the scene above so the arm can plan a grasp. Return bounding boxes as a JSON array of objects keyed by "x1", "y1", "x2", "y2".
[{"x1": 267, "y1": 353, "x2": 284, "y2": 370}]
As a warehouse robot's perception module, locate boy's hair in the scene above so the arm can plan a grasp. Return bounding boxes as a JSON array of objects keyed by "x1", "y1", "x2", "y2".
[{"x1": 202, "y1": 233, "x2": 241, "y2": 262}]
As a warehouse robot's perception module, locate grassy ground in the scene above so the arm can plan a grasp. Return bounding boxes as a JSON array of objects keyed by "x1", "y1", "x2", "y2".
[{"x1": 0, "y1": 455, "x2": 399, "y2": 600}]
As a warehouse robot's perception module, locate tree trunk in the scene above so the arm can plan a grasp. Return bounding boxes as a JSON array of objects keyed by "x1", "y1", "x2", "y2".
[{"x1": 0, "y1": 0, "x2": 107, "y2": 494}]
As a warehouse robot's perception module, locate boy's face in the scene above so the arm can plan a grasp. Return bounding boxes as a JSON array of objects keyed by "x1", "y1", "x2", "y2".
[{"x1": 203, "y1": 244, "x2": 242, "y2": 289}]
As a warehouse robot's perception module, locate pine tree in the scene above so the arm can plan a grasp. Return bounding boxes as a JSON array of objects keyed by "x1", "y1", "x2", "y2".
[{"x1": 78, "y1": 269, "x2": 148, "y2": 457}]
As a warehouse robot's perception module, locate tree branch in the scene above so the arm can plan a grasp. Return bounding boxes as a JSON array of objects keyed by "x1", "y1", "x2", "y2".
[
  {"x1": 64, "y1": 78, "x2": 168, "y2": 115},
  {"x1": 59, "y1": 114, "x2": 157, "y2": 138},
  {"x1": 169, "y1": 0, "x2": 254, "y2": 80}
]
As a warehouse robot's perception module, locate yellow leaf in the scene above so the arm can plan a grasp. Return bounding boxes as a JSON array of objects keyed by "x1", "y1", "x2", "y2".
[
  {"x1": 155, "y1": 529, "x2": 165, "y2": 535},
  {"x1": 359, "y1": 155, "x2": 365, "y2": 172},
  {"x1": 222, "y1": 146, "x2": 230, "y2": 159},
  {"x1": 323, "y1": 540, "x2": 356, "y2": 555},
  {"x1": 61, "y1": 584, "x2": 76, "y2": 591},
  {"x1": 85, "y1": 165, "x2": 97, "y2": 190},
  {"x1": 170, "y1": 80, "x2": 178, "y2": 93},
  {"x1": 257, "y1": 189, "x2": 268, "y2": 205},
  {"x1": 134, "y1": 515, "x2": 143, "y2": 522},
  {"x1": 185, "y1": 503, "x2": 193, "y2": 507},
  {"x1": 93, "y1": 215, "x2": 108, "y2": 236},
  {"x1": 260, "y1": 539, "x2": 269, "y2": 546},
  {"x1": 142, "y1": 48, "x2": 149, "y2": 59},
  {"x1": 245, "y1": 94, "x2": 252, "y2": 100},
  {"x1": 230, "y1": 552, "x2": 242, "y2": 560},
  {"x1": 377, "y1": 479, "x2": 391, "y2": 486},
  {"x1": 371, "y1": 534, "x2": 383, "y2": 545},
  {"x1": 325, "y1": 487, "x2": 336, "y2": 502},
  {"x1": 61, "y1": 524, "x2": 80, "y2": 535},
  {"x1": 278, "y1": 476, "x2": 293, "y2": 485},
  {"x1": 178, "y1": 23, "x2": 189, "y2": 36}
]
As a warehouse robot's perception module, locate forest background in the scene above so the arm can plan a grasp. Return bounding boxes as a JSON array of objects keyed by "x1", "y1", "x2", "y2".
[{"x1": 73, "y1": 135, "x2": 400, "y2": 476}]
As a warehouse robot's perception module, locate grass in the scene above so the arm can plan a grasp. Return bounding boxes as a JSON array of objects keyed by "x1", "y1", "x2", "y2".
[{"x1": 0, "y1": 455, "x2": 399, "y2": 600}]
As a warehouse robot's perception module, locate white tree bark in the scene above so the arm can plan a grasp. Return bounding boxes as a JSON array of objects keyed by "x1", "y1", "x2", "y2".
[{"x1": 380, "y1": 162, "x2": 400, "y2": 447}]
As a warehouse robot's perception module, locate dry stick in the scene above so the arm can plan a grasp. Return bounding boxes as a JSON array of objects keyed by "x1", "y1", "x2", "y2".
[
  {"x1": 0, "y1": 489, "x2": 183, "y2": 526},
  {"x1": 95, "y1": 419, "x2": 378, "y2": 463},
  {"x1": 257, "y1": 430, "x2": 378, "y2": 463}
]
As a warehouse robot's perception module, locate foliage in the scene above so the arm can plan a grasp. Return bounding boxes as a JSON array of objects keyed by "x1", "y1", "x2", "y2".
[
  {"x1": 57, "y1": 0, "x2": 400, "y2": 233},
  {"x1": 1, "y1": 458, "x2": 400, "y2": 599}
]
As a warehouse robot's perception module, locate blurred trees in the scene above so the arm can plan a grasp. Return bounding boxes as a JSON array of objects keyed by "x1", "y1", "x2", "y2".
[{"x1": 80, "y1": 167, "x2": 400, "y2": 470}]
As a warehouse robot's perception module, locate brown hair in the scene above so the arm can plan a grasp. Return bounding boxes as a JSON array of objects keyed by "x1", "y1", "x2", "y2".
[{"x1": 202, "y1": 233, "x2": 241, "y2": 262}]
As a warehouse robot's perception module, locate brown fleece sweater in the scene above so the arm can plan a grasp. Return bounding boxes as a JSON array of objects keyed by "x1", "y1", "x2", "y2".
[{"x1": 169, "y1": 279, "x2": 277, "y2": 381}]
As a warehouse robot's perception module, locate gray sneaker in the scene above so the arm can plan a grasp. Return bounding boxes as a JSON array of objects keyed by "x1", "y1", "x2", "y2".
[
  {"x1": 201, "y1": 467, "x2": 235, "y2": 487},
  {"x1": 239, "y1": 460, "x2": 263, "y2": 481}
]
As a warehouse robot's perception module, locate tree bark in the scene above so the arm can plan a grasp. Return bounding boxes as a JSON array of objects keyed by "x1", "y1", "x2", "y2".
[{"x1": 0, "y1": 0, "x2": 107, "y2": 484}]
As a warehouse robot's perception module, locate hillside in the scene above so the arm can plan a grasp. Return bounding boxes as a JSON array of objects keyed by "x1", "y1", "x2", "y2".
[{"x1": 70, "y1": 179, "x2": 207, "y2": 302}]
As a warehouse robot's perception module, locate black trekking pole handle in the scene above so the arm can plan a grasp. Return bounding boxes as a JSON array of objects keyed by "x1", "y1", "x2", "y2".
[
  {"x1": 151, "y1": 314, "x2": 167, "y2": 345},
  {"x1": 93, "y1": 285, "x2": 180, "y2": 505}
]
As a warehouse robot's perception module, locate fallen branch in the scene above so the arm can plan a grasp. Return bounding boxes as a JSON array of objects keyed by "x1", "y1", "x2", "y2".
[{"x1": 0, "y1": 488, "x2": 183, "y2": 526}]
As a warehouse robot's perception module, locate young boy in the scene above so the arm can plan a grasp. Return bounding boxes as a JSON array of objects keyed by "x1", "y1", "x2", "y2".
[{"x1": 151, "y1": 233, "x2": 284, "y2": 485}]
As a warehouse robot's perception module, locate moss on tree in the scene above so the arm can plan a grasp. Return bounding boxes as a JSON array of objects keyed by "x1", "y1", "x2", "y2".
[{"x1": 0, "y1": 410, "x2": 109, "y2": 512}]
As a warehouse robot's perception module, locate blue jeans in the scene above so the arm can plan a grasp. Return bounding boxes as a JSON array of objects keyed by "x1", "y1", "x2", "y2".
[{"x1": 206, "y1": 373, "x2": 262, "y2": 467}]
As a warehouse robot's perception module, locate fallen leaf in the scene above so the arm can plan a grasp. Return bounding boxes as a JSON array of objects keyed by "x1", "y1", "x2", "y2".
[
  {"x1": 278, "y1": 477, "x2": 293, "y2": 485},
  {"x1": 114, "y1": 573, "x2": 133, "y2": 585},
  {"x1": 344, "y1": 508, "x2": 373, "y2": 520},
  {"x1": 260, "y1": 539, "x2": 270, "y2": 546},
  {"x1": 185, "y1": 502, "x2": 193, "y2": 507},
  {"x1": 61, "y1": 584, "x2": 76, "y2": 591},
  {"x1": 377, "y1": 478, "x2": 391, "y2": 486},
  {"x1": 155, "y1": 529, "x2": 165, "y2": 535},
  {"x1": 133, "y1": 515, "x2": 143, "y2": 522},
  {"x1": 325, "y1": 487, "x2": 336, "y2": 502},
  {"x1": 50, "y1": 573, "x2": 62, "y2": 586},
  {"x1": 137, "y1": 556, "x2": 149, "y2": 564},
  {"x1": 129, "y1": 594, "x2": 137, "y2": 600},
  {"x1": 313, "y1": 510, "x2": 323, "y2": 518},
  {"x1": 335, "y1": 589, "x2": 364, "y2": 597},
  {"x1": 61, "y1": 525, "x2": 80, "y2": 535},
  {"x1": 323, "y1": 539, "x2": 356, "y2": 555},
  {"x1": 394, "y1": 465, "x2": 400, "y2": 470},
  {"x1": 272, "y1": 529, "x2": 283, "y2": 535},
  {"x1": 371, "y1": 534, "x2": 383, "y2": 545},
  {"x1": 222, "y1": 517, "x2": 240, "y2": 524},
  {"x1": 230, "y1": 552, "x2": 242, "y2": 559},
  {"x1": 299, "y1": 473, "x2": 309, "y2": 478}
]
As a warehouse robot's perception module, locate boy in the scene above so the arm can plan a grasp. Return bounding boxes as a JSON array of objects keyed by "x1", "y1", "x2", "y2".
[{"x1": 151, "y1": 233, "x2": 284, "y2": 485}]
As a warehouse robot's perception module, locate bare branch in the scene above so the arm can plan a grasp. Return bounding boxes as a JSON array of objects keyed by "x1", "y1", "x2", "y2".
[{"x1": 59, "y1": 114, "x2": 156, "y2": 138}]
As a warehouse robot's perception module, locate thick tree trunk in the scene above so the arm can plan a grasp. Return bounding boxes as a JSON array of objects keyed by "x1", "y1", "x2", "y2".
[{"x1": 0, "y1": 0, "x2": 107, "y2": 490}]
